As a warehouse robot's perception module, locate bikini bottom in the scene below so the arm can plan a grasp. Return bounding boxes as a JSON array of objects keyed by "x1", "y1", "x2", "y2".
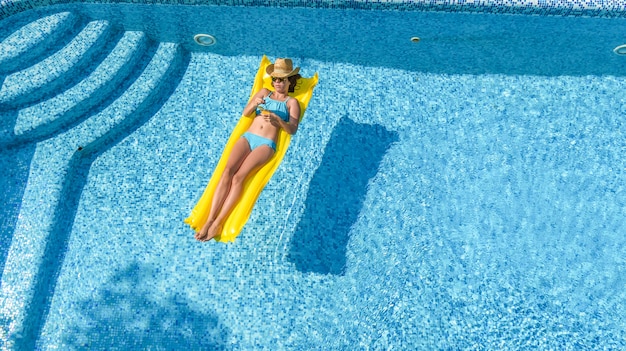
[{"x1": 242, "y1": 132, "x2": 276, "y2": 151}]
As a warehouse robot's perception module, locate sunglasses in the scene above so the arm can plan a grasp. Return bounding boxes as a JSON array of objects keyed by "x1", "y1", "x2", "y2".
[{"x1": 271, "y1": 77, "x2": 288, "y2": 83}]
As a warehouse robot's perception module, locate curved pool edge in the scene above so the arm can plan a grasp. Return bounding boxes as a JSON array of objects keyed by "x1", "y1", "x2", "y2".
[
  {"x1": 2, "y1": 0, "x2": 626, "y2": 21},
  {"x1": 5, "y1": 2, "x2": 626, "y2": 78},
  {"x1": 2, "y1": 1, "x2": 626, "y2": 350}
]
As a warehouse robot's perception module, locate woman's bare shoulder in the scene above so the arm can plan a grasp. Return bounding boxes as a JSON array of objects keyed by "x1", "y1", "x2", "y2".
[{"x1": 287, "y1": 96, "x2": 300, "y2": 106}]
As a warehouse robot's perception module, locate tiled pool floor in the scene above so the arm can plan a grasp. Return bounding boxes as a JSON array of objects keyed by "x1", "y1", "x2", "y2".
[{"x1": 2, "y1": 4, "x2": 626, "y2": 350}]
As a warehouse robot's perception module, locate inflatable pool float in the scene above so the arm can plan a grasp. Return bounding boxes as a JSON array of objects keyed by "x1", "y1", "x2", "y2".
[{"x1": 185, "y1": 55, "x2": 318, "y2": 242}]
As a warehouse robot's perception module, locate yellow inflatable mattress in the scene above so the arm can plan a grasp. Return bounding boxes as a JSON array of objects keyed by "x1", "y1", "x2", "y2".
[{"x1": 185, "y1": 56, "x2": 318, "y2": 242}]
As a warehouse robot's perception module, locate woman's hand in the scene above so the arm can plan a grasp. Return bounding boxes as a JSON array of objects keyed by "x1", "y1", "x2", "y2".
[
  {"x1": 263, "y1": 112, "x2": 282, "y2": 127},
  {"x1": 243, "y1": 89, "x2": 270, "y2": 117},
  {"x1": 252, "y1": 96, "x2": 265, "y2": 108}
]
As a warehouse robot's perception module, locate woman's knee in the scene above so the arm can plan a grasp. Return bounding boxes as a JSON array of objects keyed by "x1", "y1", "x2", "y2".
[
  {"x1": 231, "y1": 171, "x2": 248, "y2": 186},
  {"x1": 221, "y1": 166, "x2": 236, "y2": 182}
]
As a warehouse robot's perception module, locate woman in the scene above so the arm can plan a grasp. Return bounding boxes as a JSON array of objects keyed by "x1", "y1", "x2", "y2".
[{"x1": 195, "y1": 58, "x2": 302, "y2": 242}]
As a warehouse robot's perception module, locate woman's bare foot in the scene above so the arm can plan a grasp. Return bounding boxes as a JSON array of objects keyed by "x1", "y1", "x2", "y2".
[
  {"x1": 195, "y1": 220, "x2": 213, "y2": 241},
  {"x1": 203, "y1": 221, "x2": 223, "y2": 242}
]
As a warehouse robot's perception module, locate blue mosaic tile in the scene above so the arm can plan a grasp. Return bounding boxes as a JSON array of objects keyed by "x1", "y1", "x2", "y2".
[
  {"x1": 0, "y1": 20, "x2": 112, "y2": 107},
  {"x1": 14, "y1": 30, "x2": 149, "y2": 139},
  {"x1": 0, "y1": 11, "x2": 77, "y2": 73},
  {"x1": 1, "y1": 0, "x2": 626, "y2": 20},
  {"x1": 1, "y1": 1, "x2": 626, "y2": 350}
]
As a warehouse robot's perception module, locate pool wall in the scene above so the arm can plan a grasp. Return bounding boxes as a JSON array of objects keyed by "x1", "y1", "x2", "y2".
[
  {"x1": 4, "y1": 2, "x2": 626, "y2": 79},
  {"x1": 2, "y1": 0, "x2": 626, "y2": 21},
  {"x1": 2, "y1": 0, "x2": 626, "y2": 350}
]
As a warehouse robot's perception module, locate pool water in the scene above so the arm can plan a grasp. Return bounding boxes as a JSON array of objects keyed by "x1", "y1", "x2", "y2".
[{"x1": 2, "y1": 3, "x2": 626, "y2": 350}]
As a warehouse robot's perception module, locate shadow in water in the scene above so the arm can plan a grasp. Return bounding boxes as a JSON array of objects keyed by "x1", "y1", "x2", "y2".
[
  {"x1": 76, "y1": 3, "x2": 626, "y2": 77},
  {"x1": 62, "y1": 262, "x2": 228, "y2": 350},
  {"x1": 288, "y1": 117, "x2": 398, "y2": 275},
  {"x1": 0, "y1": 110, "x2": 17, "y2": 144},
  {"x1": 4, "y1": 3, "x2": 626, "y2": 76},
  {"x1": 12, "y1": 49, "x2": 190, "y2": 349},
  {"x1": 0, "y1": 143, "x2": 36, "y2": 282}
]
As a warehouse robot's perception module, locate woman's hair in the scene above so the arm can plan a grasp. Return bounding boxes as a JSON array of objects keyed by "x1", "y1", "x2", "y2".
[{"x1": 288, "y1": 74, "x2": 301, "y2": 93}]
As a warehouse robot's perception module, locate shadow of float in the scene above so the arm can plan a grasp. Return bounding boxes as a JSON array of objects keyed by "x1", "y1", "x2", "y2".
[{"x1": 288, "y1": 117, "x2": 398, "y2": 275}]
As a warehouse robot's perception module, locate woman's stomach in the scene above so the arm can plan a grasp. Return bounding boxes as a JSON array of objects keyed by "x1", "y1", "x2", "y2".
[{"x1": 246, "y1": 115, "x2": 279, "y2": 140}]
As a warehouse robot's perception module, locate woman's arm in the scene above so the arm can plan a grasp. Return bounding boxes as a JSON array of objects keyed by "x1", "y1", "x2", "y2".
[{"x1": 242, "y1": 89, "x2": 270, "y2": 117}]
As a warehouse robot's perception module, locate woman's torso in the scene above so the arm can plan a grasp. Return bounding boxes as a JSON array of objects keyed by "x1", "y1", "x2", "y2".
[{"x1": 247, "y1": 91, "x2": 290, "y2": 140}]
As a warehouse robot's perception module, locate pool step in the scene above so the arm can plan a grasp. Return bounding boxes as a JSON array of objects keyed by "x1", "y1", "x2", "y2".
[
  {"x1": 0, "y1": 11, "x2": 80, "y2": 74},
  {"x1": 12, "y1": 31, "x2": 151, "y2": 143},
  {"x1": 1, "y1": 41, "x2": 187, "y2": 348},
  {"x1": 62, "y1": 41, "x2": 185, "y2": 153},
  {"x1": 0, "y1": 19, "x2": 115, "y2": 107}
]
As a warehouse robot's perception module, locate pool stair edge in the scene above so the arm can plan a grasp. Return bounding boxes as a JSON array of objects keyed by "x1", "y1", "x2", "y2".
[
  {"x1": 10, "y1": 31, "x2": 152, "y2": 145},
  {"x1": 0, "y1": 41, "x2": 189, "y2": 349},
  {"x1": 0, "y1": 19, "x2": 116, "y2": 108},
  {"x1": 0, "y1": 11, "x2": 80, "y2": 75}
]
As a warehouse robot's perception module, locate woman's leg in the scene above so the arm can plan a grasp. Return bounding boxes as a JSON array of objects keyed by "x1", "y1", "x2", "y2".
[
  {"x1": 195, "y1": 138, "x2": 251, "y2": 241},
  {"x1": 204, "y1": 145, "x2": 275, "y2": 240}
]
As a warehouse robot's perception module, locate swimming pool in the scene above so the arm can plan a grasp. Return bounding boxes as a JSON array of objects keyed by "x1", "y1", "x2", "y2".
[{"x1": 1, "y1": 0, "x2": 626, "y2": 349}]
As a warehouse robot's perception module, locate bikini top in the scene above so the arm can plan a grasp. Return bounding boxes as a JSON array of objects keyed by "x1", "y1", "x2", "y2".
[{"x1": 256, "y1": 92, "x2": 291, "y2": 122}]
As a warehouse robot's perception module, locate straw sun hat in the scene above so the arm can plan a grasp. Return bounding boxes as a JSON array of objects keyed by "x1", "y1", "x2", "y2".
[{"x1": 266, "y1": 58, "x2": 300, "y2": 78}]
